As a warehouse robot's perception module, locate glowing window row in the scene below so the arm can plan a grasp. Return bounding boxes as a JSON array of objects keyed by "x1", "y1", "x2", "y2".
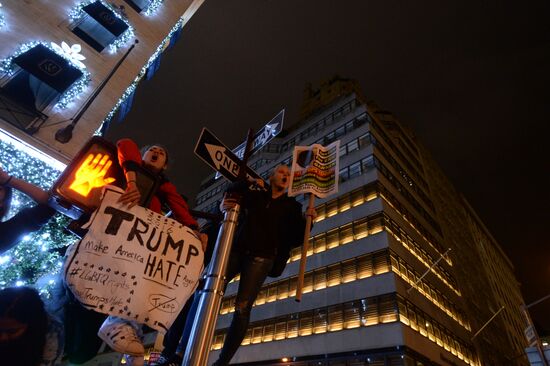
[
  {"x1": 382, "y1": 215, "x2": 460, "y2": 296},
  {"x1": 214, "y1": 293, "x2": 477, "y2": 366},
  {"x1": 231, "y1": 207, "x2": 457, "y2": 295},
  {"x1": 390, "y1": 254, "x2": 470, "y2": 330},
  {"x1": 313, "y1": 181, "x2": 448, "y2": 265},
  {"x1": 376, "y1": 183, "x2": 450, "y2": 265},
  {"x1": 288, "y1": 211, "x2": 459, "y2": 295},
  {"x1": 220, "y1": 249, "x2": 391, "y2": 315},
  {"x1": 288, "y1": 213, "x2": 385, "y2": 263},
  {"x1": 222, "y1": 250, "x2": 468, "y2": 333},
  {"x1": 397, "y1": 296, "x2": 479, "y2": 366},
  {"x1": 213, "y1": 294, "x2": 399, "y2": 350},
  {"x1": 229, "y1": 212, "x2": 384, "y2": 285}
]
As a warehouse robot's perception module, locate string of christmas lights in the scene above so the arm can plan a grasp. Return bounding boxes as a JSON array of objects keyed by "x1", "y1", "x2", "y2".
[
  {"x1": 100, "y1": 17, "x2": 185, "y2": 127},
  {"x1": 0, "y1": 3, "x2": 5, "y2": 28},
  {"x1": 0, "y1": 140, "x2": 75, "y2": 296},
  {"x1": 143, "y1": 0, "x2": 165, "y2": 16}
]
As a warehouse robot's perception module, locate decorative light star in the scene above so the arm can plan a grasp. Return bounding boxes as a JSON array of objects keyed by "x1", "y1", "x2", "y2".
[{"x1": 51, "y1": 42, "x2": 87, "y2": 69}]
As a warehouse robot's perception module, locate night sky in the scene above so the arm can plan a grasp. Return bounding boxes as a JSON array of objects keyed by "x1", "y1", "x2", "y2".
[{"x1": 105, "y1": 1, "x2": 550, "y2": 331}]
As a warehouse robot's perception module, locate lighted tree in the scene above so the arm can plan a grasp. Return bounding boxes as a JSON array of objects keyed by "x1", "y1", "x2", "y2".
[{"x1": 0, "y1": 139, "x2": 75, "y2": 295}]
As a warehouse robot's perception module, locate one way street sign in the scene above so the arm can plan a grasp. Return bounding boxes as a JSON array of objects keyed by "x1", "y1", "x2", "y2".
[{"x1": 194, "y1": 128, "x2": 264, "y2": 184}]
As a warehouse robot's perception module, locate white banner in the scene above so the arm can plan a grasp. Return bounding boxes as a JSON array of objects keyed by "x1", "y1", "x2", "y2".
[
  {"x1": 64, "y1": 187, "x2": 203, "y2": 333},
  {"x1": 288, "y1": 141, "x2": 340, "y2": 198}
]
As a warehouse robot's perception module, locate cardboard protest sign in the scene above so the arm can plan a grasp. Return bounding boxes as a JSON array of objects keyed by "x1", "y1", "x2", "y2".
[
  {"x1": 288, "y1": 141, "x2": 340, "y2": 198},
  {"x1": 64, "y1": 187, "x2": 203, "y2": 333}
]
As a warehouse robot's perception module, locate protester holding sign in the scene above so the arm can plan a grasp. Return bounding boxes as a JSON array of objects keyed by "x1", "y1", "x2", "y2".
[
  {"x1": 93, "y1": 139, "x2": 205, "y2": 360},
  {"x1": 204, "y1": 164, "x2": 315, "y2": 366},
  {"x1": 0, "y1": 165, "x2": 55, "y2": 254},
  {"x1": 116, "y1": 138, "x2": 199, "y2": 227}
]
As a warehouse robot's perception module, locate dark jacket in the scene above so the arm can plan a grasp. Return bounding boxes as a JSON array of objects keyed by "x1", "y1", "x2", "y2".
[
  {"x1": 0, "y1": 204, "x2": 55, "y2": 254},
  {"x1": 228, "y1": 182, "x2": 305, "y2": 277}
]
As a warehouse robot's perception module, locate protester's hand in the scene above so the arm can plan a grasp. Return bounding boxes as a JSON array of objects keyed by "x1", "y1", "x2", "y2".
[
  {"x1": 305, "y1": 207, "x2": 317, "y2": 221},
  {"x1": 194, "y1": 231, "x2": 208, "y2": 251},
  {"x1": 252, "y1": 178, "x2": 265, "y2": 189},
  {"x1": 117, "y1": 181, "x2": 141, "y2": 208},
  {"x1": 69, "y1": 153, "x2": 115, "y2": 196},
  {"x1": 0, "y1": 166, "x2": 9, "y2": 184}
]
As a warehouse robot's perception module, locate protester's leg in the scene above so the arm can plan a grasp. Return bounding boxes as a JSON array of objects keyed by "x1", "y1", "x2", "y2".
[
  {"x1": 160, "y1": 294, "x2": 195, "y2": 358},
  {"x1": 158, "y1": 255, "x2": 243, "y2": 366},
  {"x1": 214, "y1": 256, "x2": 273, "y2": 366},
  {"x1": 64, "y1": 300, "x2": 106, "y2": 364}
]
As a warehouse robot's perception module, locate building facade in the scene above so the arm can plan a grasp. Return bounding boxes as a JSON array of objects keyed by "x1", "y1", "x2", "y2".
[
  {"x1": 193, "y1": 77, "x2": 528, "y2": 366},
  {"x1": 0, "y1": 2, "x2": 204, "y2": 364},
  {"x1": 0, "y1": 0, "x2": 204, "y2": 163}
]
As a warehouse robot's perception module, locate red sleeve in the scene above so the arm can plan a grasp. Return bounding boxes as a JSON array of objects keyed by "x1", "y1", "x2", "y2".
[
  {"x1": 159, "y1": 182, "x2": 198, "y2": 229},
  {"x1": 117, "y1": 138, "x2": 142, "y2": 171}
]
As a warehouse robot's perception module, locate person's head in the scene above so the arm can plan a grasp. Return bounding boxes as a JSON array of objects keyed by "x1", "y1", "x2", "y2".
[
  {"x1": 141, "y1": 144, "x2": 169, "y2": 174},
  {"x1": 0, "y1": 185, "x2": 13, "y2": 220},
  {"x1": 0, "y1": 287, "x2": 48, "y2": 366},
  {"x1": 269, "y1": 165, "x2": 291, "y2": 191}
]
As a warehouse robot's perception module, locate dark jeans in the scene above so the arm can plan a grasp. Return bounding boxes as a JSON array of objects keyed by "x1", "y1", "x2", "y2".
[
  {"x1": 163, "y1": 253, "x2": 273, "y2": 364},
  {"x1": 216, "y1": 253, "x2": 273, "y2": 365},
  {"x1": 161, "y1": 291, "x2": 196, "y2": 357}
]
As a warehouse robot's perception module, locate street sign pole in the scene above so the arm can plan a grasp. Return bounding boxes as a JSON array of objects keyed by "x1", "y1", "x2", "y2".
[{"x1": 184, "y1": 129, "x2": 256, "y2": 366}]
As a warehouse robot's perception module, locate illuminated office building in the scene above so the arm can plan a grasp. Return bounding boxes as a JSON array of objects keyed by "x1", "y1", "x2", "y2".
[{"x1": 194, "y1": 77, "x2": 528, "y2": 366}]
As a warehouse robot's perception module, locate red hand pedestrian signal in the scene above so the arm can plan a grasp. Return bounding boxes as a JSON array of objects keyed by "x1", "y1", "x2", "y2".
[
  {"x1": 51, "y1": 137, "x2": 124, "y2": 219},
  {"x1": 69, "y1": 153, "x2": 116, "y2": 197}
]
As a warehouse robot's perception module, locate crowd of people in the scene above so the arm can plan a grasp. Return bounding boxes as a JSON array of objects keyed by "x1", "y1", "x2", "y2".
[{"x1": 0, "y1": 138, "x2": 315, "y2": 366}]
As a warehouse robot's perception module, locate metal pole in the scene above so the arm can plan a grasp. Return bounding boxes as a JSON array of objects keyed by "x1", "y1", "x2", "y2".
[
  {"x1": 54, "y1": 39, "x2": 139, "y2": 142},
  {"x1": 407, "y1": 248, "x2": 451, "y2": 293},
  {"x1": 471, "y1": 305, "x2": 505, "y2": 340},
  {"x1": 182, "y1": 199, "x2": 240, "y2": 366},
  {"x1": 527, "y1": 293, "x2": 550, "y2": 310}
]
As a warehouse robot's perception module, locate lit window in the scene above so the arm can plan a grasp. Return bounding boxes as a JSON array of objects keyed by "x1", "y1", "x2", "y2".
[
  {"x1": 123, "y1": 0, "x2": 152, "y2": 13},
  {"x1": 0, "y1": 44, "x2": 84, "y2": 130},
  {"x1": 72, "y1": 1, "x2": 130, "y2": 52}
]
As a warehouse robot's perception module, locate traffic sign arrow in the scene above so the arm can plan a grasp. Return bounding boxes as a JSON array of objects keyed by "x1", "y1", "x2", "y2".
[
  {"x1": 233, "y1": 109, "x2": 284, "y2": 159},
  {"x1": 195, "y1": 128, "x2": 263, "y2": 184},
  {"x1": 215, "y1": 109, "x2": 284, "y2": 180}
]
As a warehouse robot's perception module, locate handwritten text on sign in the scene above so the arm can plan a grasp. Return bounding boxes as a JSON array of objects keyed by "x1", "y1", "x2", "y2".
[{"x1": 64, "y1": 188, "x2": 203, "y2": 333}]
